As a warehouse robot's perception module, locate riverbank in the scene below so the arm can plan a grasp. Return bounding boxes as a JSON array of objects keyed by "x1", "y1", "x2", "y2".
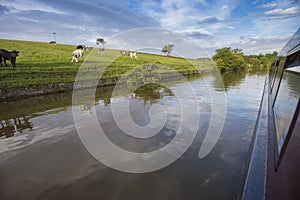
[
  {"x1": 0, "y1": 70, "x2": 213, "y2": 101},
  {"x1": 0, "y1": 39, "x2": 214, "y2": 101}
]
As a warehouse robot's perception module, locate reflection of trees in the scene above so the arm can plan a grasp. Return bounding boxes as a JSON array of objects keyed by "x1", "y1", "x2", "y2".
[
  {"x1": 95, "y1": 86, "x2": 113, "y2": 105},
  {"x1": 132, "y1": 83, "x2": 174, "y2": 104},
  {"x1": 212, "y1": 70, "x2": 246, "y2": 91},
  {"x1": 124, "y1": 64, "x2": 174, "y2": 104},
  {"x1": 247, "y1": 67, "x2": 268, "y2": 75},
  {"x1": 283, "y1": 51, "x2": 300, "y2": 96},
  {"x1": 0, "y1": 116, "x2": 33, "y2": 138},
  {"x1": 102, "y1": 97, "x2": 111, "y2": 105},
  {"x1": 80, "y1": 105, "x2": 92, "y2": 116},
  {"x1": 283, "y1": 71, "x2": 300, "y2": 97}
]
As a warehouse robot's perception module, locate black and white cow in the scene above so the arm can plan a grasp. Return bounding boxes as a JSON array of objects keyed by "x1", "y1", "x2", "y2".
[
  {"x1": 71, "y1": 49, "x2": 84, "y2": 63},
  {"x1": 76, "y1": 45, "x2": 84, "y2": 50},
  {"x1": 0, "y1": 49, "x2": 19, "y2": 68},
  {"x1": 129, "y1": 52, "x2": 137, "y2": 58}
]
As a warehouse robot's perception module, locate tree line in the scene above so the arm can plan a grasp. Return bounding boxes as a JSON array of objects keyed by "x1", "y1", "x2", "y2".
[{"x1": 212, "y1": 47, "x2": 278, "y2": 73}]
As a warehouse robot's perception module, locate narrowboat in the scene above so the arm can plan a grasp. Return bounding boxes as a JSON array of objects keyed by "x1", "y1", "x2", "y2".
[{"x1": 242, "y1": 28, "x2": 300, "y2": 200}]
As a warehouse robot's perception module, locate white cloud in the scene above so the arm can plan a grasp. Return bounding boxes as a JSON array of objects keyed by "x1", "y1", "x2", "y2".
[
  {"x1": 0, "y1": 0, "x2": 299, "y2": 57},
  {"x1": 208, "y1": 34, "x2": 292, "y2": 55},
  {"x1": 141, "y1": 0, "x2": 200, "y2": 28},
  {"x1": 197, "y1": 17, "x2": 222, "y2": 24},
  {"x1": 140, "y1": 0, "x2": 238, "y2": 35},
  {"x1": 259, "y1": 3, "x2": 277, "y2": 9},
  {"x1": 1, "y1": 0, "x2": 66, "y2": 15},
  {"x1": 264, "y1": 6, "x2": 300, "y2": 16},
  {"x1": 138, "y1": 0, "x2": 299, "y2": 56}
]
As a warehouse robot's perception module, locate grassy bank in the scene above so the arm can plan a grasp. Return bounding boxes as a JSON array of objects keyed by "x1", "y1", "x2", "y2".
[{"x1": 0, "y1": 39, "x2": 214, "y2": 89}]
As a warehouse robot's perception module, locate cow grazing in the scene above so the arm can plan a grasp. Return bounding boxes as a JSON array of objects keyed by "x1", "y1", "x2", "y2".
[
  {"x1": 49, "y1": 41, "x2": 56, "y2": 45},
  {"x1": 129, "y1": 52, "x2": 137, "y2": 59},
  {"x1": 120, "y1": 50, "x2": 127, "y2": 55},
  {"x1": 0, "y1": 49, "x2": 19, "y2": 68},
  {"x1": 77, "y1": 45, "x2": 92, "y2": 51},
  {"x1": 84, "y1": 46, "x2": 92, "y2": 51},
  {"x1": 71, "y1": 49, "x2": 84, "y2": 63}
]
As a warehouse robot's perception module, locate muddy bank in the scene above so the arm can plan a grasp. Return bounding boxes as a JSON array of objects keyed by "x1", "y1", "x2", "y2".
[
  {"x1": 0, "y1": 77, "x2": 120, "y2": 102},
  {"x1": 0, "y1": 70, "x2": 211, "y2": 102}
]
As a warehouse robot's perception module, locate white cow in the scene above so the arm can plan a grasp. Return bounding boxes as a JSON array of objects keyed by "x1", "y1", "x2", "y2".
[
  {"x1": 71, "y1": 49, "x2": 84, "y2": 63},
  {"x1": 129, "y1": 52, "x2": 137, "y2": 59}
]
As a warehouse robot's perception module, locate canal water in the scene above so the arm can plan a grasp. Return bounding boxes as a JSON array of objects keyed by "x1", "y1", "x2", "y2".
[{"x1": 0, "y1": 70, "x2": 267, "y2": 200}]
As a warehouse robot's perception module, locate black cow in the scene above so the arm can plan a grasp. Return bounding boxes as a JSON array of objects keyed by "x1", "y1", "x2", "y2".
[{"x1": 0, "y1": 49, "x2": 19, "y2": 68}]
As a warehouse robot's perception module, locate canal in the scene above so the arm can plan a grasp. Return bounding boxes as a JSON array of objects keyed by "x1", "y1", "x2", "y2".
[{"x1": 0, "y1": 69, "x2": 267, "y2": 200}]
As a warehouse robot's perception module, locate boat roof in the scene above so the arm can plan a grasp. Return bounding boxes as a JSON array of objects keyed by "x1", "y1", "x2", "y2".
[{"x1": 279, "y1": 28, "x2": 300, "y2": 57}]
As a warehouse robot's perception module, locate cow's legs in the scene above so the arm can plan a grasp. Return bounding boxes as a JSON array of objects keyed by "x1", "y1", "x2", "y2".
[
  {"x1": 11, "y1": 58, "x2": 16, "y2": 67},
  {"x1": 3, "y1": 59, "x2": 8, "y2": 66},
  {"x1": 72, "y1": 55, "x2": 79, "y2": 63},
  {"x1": 72, "y1": 57, "x2": 78, "y2": 62}
]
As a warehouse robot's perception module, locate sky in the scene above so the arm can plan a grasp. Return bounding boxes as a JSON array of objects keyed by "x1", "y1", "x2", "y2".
[{"x1": 0, "y1": 0, "x2": 299, "y2": 57}]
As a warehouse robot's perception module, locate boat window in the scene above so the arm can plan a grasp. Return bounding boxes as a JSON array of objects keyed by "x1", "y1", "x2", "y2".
[
  {"x1": 270, "y1": 58, "x2": 285, "y2": 97},
  {"x1": 285, "y1": 51, "x2": 300, "y2": 68},
  {"x1": 269, "y1": 60, "x2": 279, "y2": 90},
  {"x1": 273, "y1": 65, "x2": 300, "y2": 157}
]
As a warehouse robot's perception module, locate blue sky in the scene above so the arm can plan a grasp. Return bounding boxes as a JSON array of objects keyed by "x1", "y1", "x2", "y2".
[{"x1": 0, "y1": 0, "x2": 299, "y2": 57}]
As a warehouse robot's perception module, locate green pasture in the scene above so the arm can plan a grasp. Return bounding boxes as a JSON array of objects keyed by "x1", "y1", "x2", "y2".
[{"x1": 0, "y1": 39, "x2": 214, "y2": 88}]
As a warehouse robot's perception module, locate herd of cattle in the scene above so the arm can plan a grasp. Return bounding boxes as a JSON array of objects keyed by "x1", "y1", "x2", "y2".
[{"x1": 0, "y1": 45, "x2": 138, "y2": 67}]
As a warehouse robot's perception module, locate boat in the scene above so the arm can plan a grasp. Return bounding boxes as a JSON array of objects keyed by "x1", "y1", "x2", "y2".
[{"x1": 241, "y1": 28, "x2": 300, "y2": 200}]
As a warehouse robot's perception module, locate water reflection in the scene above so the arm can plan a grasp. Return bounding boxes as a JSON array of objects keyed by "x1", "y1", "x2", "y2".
[
  {"x1": 212, "y1": 70, "x2": 246, "y2": 91},
  {"x1": 132, "y1": 83, "x2": 174, "y2": 104},
  {"x1": 273, "y1": 70, "x2": 300, "y2": 154},
  {"x1": 213, "y1": 68, "x2": 268, "y2": 91},
  {"x1": 0, "y1": 117, "x2": 33, "y2": 138},
  {"x1": 247, "y1": 67, "x2": 268, "y2": 75},
  {"x1": 0, "y1": 71, "x2": 267, "y2": 200},
  {"x1": 0, "y1": 76, "x2": 187, "y2": 138},
  {"x1": 0, "y1": 93, "x2": 72, "y2": 138}
]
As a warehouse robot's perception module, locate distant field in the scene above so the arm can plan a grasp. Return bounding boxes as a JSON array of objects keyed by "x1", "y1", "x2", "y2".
[{"x1": 0, "y1": 39, "x2": 214, "y2": 89}]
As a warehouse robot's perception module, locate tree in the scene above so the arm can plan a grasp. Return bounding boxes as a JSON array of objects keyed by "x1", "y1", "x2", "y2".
[
  {"x1": 50, "y1": 32, "x2": 56, "y2": 44},
  {"x1": 245, "y1": 51, "x2": 278, "y2": 69},
  {"x1": 232, "y1": 48, "x2": 243, "y2": 55},
  {"x1": 162, "y1": 44, "x2": 174, "y2": 56},
  {"x1": 212, "y1": 47, "x2": 245, "y2": 72},
  {"x1": 213, "y1": 47, "x2": 278, "y2": 72},
  {"x1": 232, "y1": 54, "x2": 246, "y2": 71},
  {"x1": 248, "y1": 57, "x2": 261, "y2": 68},
  {"x1": 96, "y1": 38, "x2": 106, "y2": 51},
  {"x1": 52, "y1": 32, "x2": 56, "y2": 43}
]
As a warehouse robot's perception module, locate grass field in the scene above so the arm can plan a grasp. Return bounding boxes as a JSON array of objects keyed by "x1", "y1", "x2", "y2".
[{"x1": 0, "y1": 39, "x2": 214, "y2": 89}]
